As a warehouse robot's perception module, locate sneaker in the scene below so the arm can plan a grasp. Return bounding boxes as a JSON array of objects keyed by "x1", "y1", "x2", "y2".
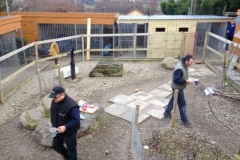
[
  {"x1": 163, "y1": 112, "x2": 172, "y2": 119},
  {"x1": 182, "y1": 121, "x2": 192, "y2": 127}
]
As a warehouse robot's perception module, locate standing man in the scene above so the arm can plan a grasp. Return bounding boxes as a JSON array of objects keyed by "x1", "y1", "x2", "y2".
[
  {"x1": 226, "y1": 21, "x2": 236, "y2": 50},
  {"x1": 49, "y1": 86, "x2": 80, "y2": 160},
  {"x1": 163, "y1": 54, "x2": 194, "y2": 127},
  {"x1": 226, "y1": 21, "x2": 236, "y2": 41}
]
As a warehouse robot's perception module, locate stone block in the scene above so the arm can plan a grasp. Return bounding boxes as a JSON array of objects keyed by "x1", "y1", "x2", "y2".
[
  {"x1": 56, "y1": 65, "x2": 79, "y2": 78},
  {"x1": 89, "y1": 61, "x2": 123, "y2": 77}
]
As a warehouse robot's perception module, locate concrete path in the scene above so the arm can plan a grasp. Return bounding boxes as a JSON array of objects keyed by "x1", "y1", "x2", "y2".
[{"x1": 105, "y1": 64, "x2": 217, "y2": 123}]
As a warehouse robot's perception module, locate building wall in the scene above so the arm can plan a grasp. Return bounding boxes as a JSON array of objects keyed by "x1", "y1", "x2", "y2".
[
  {"x1": 147, "y1": 20, "x2": 197, "y2": 58},
  {"x1": 1, "y1": 12, "x2": 117, "y2": 43},
  {"x1": 0, "y1": 16, "x2": 22, "y2": 35}
]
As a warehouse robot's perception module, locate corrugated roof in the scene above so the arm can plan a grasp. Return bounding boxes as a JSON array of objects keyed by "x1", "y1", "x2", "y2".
[{"x1": 117, "y1": 15, "x2": 235, "y2": 20}]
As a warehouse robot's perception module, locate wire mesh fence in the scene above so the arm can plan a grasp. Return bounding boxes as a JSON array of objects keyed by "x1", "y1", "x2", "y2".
[
  {"x1": 0, "y1": 31, "x2": 231, "y2": 103},
  {"x1": 202, "y1": 32, "x2": 240, "y2": 92},
  {"x1": 131, "y1": 109, "x2": 143, "y2": 160}
]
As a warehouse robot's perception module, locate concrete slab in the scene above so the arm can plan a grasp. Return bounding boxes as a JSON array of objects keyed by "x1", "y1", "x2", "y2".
[
  {"x1": 108, "y1": 94, "x2": 134, "y2": 105},
  {"x1": 126, "y1": 100, "x2": 150, "y2": 110},
  {"x1": 147, "y1": 96, "x2": 169, "y2": 108},
  {"x1": 149, "y1": 88, "x2": 172, "y2": 98},
  {"x1": 105, "y1": 103, "x2": 131, "y2": 116},
  {"x1": 158, "y1": 83, "x2": 172, "y2": 92},
  {"x1": 130, "y1": 91, "x2": 154, "y2": 101},
  {"x1": 147, "y1": 108, "x2": 165, "y2": 120},
  {"x1": 120, "y1": 109, "x2": 150, "y2": 123}
]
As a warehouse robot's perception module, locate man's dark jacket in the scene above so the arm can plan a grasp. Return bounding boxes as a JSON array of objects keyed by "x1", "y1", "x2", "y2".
[{"x1": 51, "y1": 95, "x2": 80, "y2": 135}]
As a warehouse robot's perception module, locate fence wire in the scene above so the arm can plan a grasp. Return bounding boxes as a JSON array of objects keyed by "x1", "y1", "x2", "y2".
[
  {"x1": 131, "y1": 109, "x2": 143, "y2": 160},
  {"x1": 203, "y1": 32, "x2": 240, "y2": 92}
]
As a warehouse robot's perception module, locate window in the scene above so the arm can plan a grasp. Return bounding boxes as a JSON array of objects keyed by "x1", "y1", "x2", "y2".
[
  {"x1": 156, "y1": 28, "x2": 165, "y2": 32},
  {"x1": 178, "y1": 27, "x2": 189, "y2": 32}
]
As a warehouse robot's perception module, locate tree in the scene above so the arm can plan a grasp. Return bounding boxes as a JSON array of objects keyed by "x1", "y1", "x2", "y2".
[
  {"x1": 147, "y1": 0, "x2": 159, "y2": 15},
  {"x1": 161, "y1": 0, "x2": 239, "y2": 15},
  {"x1": 0, "y1": 0, "x2": 13, "y2": 12}
]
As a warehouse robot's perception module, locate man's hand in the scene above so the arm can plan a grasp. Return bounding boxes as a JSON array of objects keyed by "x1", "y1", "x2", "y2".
[
  {"x1": 57, "y1": 126, "x2": 66, "y2": 133},
  {"x1": 186, "y1": 79, "x2": 194, "y2": 84}
]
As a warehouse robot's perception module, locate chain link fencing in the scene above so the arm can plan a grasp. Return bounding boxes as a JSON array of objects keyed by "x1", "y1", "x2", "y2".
[{"x1": 202, "y1": 31, "x2": 240, "y2": 92}]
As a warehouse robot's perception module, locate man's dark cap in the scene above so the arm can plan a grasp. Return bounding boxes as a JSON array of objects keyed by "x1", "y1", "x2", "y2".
[{"x1": 48, "y1": 86, "x2": 65, "y2": 98}]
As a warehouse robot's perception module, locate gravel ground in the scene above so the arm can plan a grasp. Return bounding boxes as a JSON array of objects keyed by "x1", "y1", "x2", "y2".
[{"x1": 0, "y1": 61, "x2": 240, "y2": 160}]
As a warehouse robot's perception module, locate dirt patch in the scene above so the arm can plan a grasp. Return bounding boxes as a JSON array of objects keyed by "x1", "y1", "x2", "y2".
[{"x1": 0, "y1": 61, "x2": 240, "y2": 160}]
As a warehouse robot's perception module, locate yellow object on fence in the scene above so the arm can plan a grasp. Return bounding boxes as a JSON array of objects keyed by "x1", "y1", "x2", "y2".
[
  {"x1": 49, "y1": 42, "x2": 60, "y2": 56},
  {"x1": 49, "y1": 42, "x2": 60, "y2": 66}
]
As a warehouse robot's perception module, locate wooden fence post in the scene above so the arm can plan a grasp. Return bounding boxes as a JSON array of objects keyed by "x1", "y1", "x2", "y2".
[
  {"x1": 135, "y1": 103, "x2": 140, "y2": 125},
  {"x1": 171, "y1": 90, "x2": 179, "y2": 127},
  {"x1": 57, "y1": 64, "x2": 64, "y2": 87},
  {"x1": 81, "y1": 35, "x2": 85, "y2": 61},
  {"x1": 221, "y1": 52, "x2": 227, "y2": 91},
  {"x1": 133, "y1": 33, "x2": 137, "y2": 63},
  {"x1": 202, "y1": 32, "x2": 209, "y2": 64},
  {"x1": 143, "y1": 145, "x2": 149, "y2": 160}
]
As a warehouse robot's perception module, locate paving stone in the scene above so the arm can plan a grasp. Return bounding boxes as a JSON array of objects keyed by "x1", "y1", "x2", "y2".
[
  {"x1": 141, "y1": 104, "x2": 163, "y2": 112},
  {"x1": 130, "y1": 91, "x2": 154, "y2": 101},
  {"x1": 149, "y1": 88, "x2": 172, "y2": 98},
  {"x1": 147, "y1": 108, "x2": 165, "y2": 120},
  {"x1": 147, "y1": 96, "x2": 169, "y2": 108},
  {"x1": 158, "y1": 83, "x2": 172, "y2": 92},
  {"x1": 108, "y1": 94, "x2": 134, "y2": 105},
  {"x1": 126, "y1": 100, "x2": 150, "y2": 110},
  {"x1": 120, "y1": 109, "x2": 150, "y2": 123},
  {"x1": 105, "y1": 104, "x2": 131, "y2": 116}
]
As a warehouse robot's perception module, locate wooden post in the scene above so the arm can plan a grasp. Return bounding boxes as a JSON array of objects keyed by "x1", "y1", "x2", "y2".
[
  {"x1": 202, "y1": 32, "x2": 209, "y2": 64},
  {"x1": 86, "y1": 18, "x2": 91, "y2": 60},
  {"x1": 57, "y1": 64, "x2": 63, "y2": 87},
  {"x1": 133, "y1": 33, "x2": 137, "y2": 63},
  {"x1": 81, "y1": 35, "x2": 85, "y2": 61},
  {"x1": 171, "y1": 90, "x2": 179, "y2": 127},
  {"x1": 135, "y1": 103, "x2": 140, "y2": 125},
  {"x1": 143, "y1": 145, "x2": 149, "y2": 160},
  {"x1": 60, "y1": 71, "x2": 64, "y2": 88},
  {"x1": 221, "y1": 52, "x2": 227, "y2": 91}
]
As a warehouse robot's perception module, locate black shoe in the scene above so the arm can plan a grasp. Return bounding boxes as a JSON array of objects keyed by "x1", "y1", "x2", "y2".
[
  {"x1": 182, "y1": 121, "x2": 192, "y2": 127},
  {"x1": 163, "y1": 112, "x2": 172, "y2": 119}
]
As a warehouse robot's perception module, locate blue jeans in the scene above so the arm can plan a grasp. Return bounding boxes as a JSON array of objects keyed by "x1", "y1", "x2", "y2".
[
  {"x1": 165, "y1": 89, "x2": 189, "y2": 123},
  {"x1": 52, "y1": 133, "x2": 78, "y2": 160}
]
